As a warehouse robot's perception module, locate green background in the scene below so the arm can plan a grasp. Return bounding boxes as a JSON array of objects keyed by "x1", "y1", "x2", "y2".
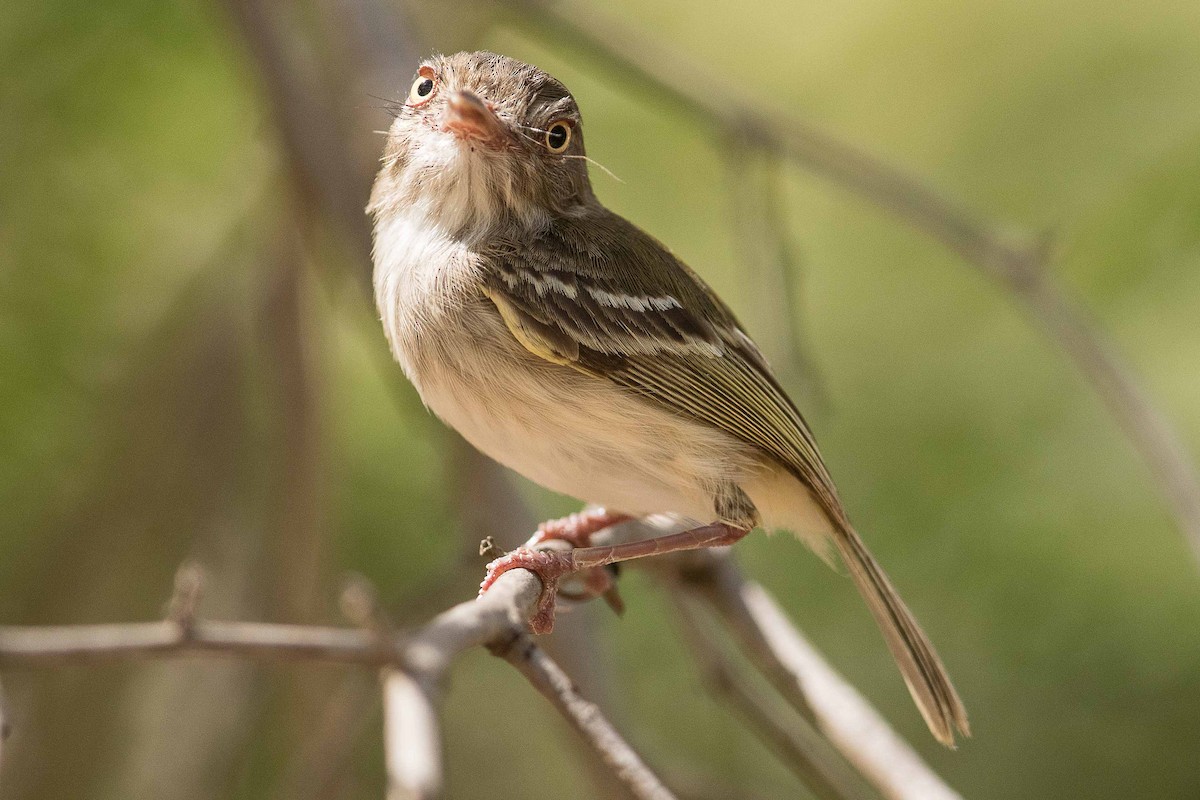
[{"x1": 2, "y1": 0, "x2": 1200, "y2": 797}]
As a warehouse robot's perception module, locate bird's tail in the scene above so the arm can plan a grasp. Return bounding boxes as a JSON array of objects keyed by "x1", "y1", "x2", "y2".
[{"x1": 830, "y1": 523, "x2": 970, "y2": 747}]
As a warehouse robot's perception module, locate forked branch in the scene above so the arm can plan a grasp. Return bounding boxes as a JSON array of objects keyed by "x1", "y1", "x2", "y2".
[{"x1": 0, "y1": 549, "x2": 673, "y2": 800}]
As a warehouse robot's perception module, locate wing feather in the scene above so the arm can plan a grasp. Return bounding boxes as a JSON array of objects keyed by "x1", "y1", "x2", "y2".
[{"x1": 479, "y1": 210, "x2": 846, "y2": 524}]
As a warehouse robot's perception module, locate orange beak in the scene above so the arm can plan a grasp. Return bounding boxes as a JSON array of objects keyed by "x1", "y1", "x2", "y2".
[{"x1": 443, "y1": 90, "x2": 510, "y2": 146}]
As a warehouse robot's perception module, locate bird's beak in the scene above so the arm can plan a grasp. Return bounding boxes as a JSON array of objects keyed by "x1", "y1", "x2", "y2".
[{"x1": 443, "y1": 90, "x2": 510, "y2": 146}]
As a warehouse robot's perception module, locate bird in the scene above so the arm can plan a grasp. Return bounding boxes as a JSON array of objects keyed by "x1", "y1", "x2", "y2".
[{"x1": 368, "y1": 50, "x2": 968, "y2": 746}]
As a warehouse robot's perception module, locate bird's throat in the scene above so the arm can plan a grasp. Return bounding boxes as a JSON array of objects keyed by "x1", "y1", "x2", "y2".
[{"x1": 372, "y1": 136, "x2": 548, "y2": 241}]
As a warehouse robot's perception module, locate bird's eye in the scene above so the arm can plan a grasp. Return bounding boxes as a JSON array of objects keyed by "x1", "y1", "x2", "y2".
[
  {"x1": 407, "y1": 70, "x2": 436, "y2": 106},
  {"x1": 544, "y1": 121, "x2": 572, "y2": 153}
]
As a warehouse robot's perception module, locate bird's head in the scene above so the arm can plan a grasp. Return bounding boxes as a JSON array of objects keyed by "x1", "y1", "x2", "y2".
[{"x1": 369, "y1": 51, "x2": 594, "y2": 237}]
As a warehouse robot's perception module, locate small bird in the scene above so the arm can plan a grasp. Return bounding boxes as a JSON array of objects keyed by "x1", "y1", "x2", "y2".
[{"x1": 369, "y1": 51, "x2": 968, "y2": 746}]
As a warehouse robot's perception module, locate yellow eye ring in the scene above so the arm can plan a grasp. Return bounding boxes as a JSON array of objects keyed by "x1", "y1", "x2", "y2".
[
  {"x1": 544, "y1": 121, "x2": 572, "y2": 153},
  {"x1": 407, "y1": 68, "x2": 436, "y2": 106}
]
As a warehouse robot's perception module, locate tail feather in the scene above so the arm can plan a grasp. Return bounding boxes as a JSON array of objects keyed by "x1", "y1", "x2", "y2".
[{"x1": 831, "y1": 524, "x2": 970, "y2": 747}]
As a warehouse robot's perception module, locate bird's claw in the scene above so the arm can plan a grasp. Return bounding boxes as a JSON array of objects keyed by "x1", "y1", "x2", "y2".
[
  {"x1": 479, "y1": 547, "x2": 578, "y2": 634},
  {"x1": 479, "y1": 509, "x2": 632, "y2": 633}
]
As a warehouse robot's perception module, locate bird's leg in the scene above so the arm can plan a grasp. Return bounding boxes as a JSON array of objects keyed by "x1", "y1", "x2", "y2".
[
  {"x1": 529, "y1": 508, "x2": 632, "y2": 548},
  {"x1": 530, "y1": 509, "x2": 632, "y2": 616},
  {"x1": 479, "y1": 520, "x2": 749, "y2": 634}
]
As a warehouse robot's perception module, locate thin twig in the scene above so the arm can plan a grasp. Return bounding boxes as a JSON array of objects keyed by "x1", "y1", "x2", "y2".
[
  {"x1": 506, "y1": 0, "x2": 1200, "y2": 565},
  {"x1": 687, "y1": 557, "x2": 962, "y2": 800},
  {"x1": 761, "y1": 152, "x2": 832, "y2": 410},
  {"x1": 721, "y1": 138, "x2": 828, "y2": 410},
  {"x1": 670, "y1": 596, "x2": 877, "y2": 800},
  {"x1": 493, "y1": 632, "x2": 678, "y2": 800},
  {"x1": 0, "y1": 620, "x2": 389, "y2": 666},
  {"x1": 271, "y1": 671, "x2": 379, "y2": 800},
  {"x1": 0, "y1": 675, "x2": 8, "y2": 782},
  {"x1": 221, "y1": 0, "x2": 375, "y2": 276}
]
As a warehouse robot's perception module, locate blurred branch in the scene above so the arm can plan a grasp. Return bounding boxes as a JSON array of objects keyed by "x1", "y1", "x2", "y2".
[
  {"x1": 0, "y1": 676, "x2": 8, "y2": 781},
  {"x1": 506, "y1": 0, "x2": 1200, "y2": 566},
  {"x1": 219, "y1": 1, "x2": 630, "y2": 795},
  {"x1": 382, "y1": 668, "x2": 443, "y2": 800},
  {"x1": 664, "y1": 552, "x2": 961, "y2": 800},
  {"x1": 273, "y1": 672, "x2": 379, "y2": 800},
  {"x1": 611, "y1": 516, "x2": 962, "y2": 800},
  {"x1": 221, "y1": 0, "x2": 375, "y2": 271},
  {"x1": 760, "y1": 152, "x2": 832, "y2": 409},
  {"x1": 670, "y1": 597, "x2": 876, "y2": 800},
  {"x1": 722, "y1": 138, "x2": 828, "y2": 409}
]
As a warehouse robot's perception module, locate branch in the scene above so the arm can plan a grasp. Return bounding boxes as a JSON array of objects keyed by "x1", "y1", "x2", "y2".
[
  {"x1": 0, "y1": 620, "x2": 389, "y2": 666},
  {"x1": 0, "y1": 534, "x2": 672, "y2": 800},
  {"x1": 1, "y1": 511, "x2": 968, "y2": 800},
  {"x1": 217, "y1": 2, "x2": 639, "y2": 795},
  {"x1": 220, "y1": 0, "x2": 376, "y2": 273},
  {"x1": 0, "y1": 676, "x2": 8, "y2": 781},
  {"x1": 680, "y1": 555, "x2": 962, "y2": 800},
  {"x1": 721, "y1": 139, "x2": 828, "y2": 410},
  {"x1": 506, "y1": 0, "x2": 1200, "y2": 565},
  {"x1": 272, "y1": 671, "x2": 379, "y2": 800},
  {"x1": 383, "y1": 668, "x2": 443, "y2": 800},
  {"x1": 493, "y1": 632, "x2": 678, "y2": 800},
  {"x1": 670, "y1": 597, "x2": 876, "y2": 800}
]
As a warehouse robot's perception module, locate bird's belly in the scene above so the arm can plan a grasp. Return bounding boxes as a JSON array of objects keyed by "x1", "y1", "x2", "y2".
[{"x1": 408, "y1": 309, "x2": 747, "y2": 522}]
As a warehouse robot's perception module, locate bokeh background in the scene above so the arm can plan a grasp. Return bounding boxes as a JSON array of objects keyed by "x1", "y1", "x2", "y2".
[{"x1": 3, "y1": 0, "x2": 1200, "y2": 798}]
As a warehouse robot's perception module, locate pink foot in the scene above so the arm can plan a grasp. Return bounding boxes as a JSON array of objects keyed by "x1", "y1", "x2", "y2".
[
  {"x1": 530, "y1": 509, "x2": 630, "y2": 615},
  {"x1": 479, "y1": 547, "x2": 578, "y2": 634},
  {"x1": 530, "y1": 508, "x2": 631, "y2": 549},
  {"x1": 478, "y1": 509, "x2": 633, "y2": 633}
]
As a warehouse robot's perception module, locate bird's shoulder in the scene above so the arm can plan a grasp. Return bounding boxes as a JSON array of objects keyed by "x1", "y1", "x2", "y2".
[{"x1": 478, "y1": 208, "x2": 766, "y2": 365}]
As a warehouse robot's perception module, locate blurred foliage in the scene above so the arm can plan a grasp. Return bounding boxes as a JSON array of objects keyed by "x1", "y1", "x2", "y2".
[{"x1": 3, "y1": 0, "x2": 1200, "y2": 798}]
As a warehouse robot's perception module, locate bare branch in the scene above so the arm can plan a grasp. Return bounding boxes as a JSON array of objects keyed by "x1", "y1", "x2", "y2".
[
  {"x1": 505, "y1": 0, "x2": 1200, "y2": 565},
  {"x1": 220, "y1": 0, "x2": 376, "y2": 273},
  {"x1": 383, "y1": 668, "x2": 443, "y2": 800},
  {"x1": 687, "y1": 557, "x2": 963, "y2": 800},
  {"x1": 601, "y1": 514, "x2": 960, "y2": 800},
  {"x1": 670, "y1": 597, "x2": 876, "y2": 800},
  {"x1": 721, "y1": 139, "x2": 828, "y2": 410},
  {"x1": 271, "y1": 672, "x2": 379, "y2": 800},
  {"x1": 0, "y1": 620, "x2": 382, "y2": 666},
  {"x1": 493, "y1": 632, "x2": 678, "y2": 800},
  {"x1": 0, "y1": 676, "x2": 8, "y2": 781},
  {"x1": 0, "y1": 530, "x2": 675, "y2": 800},
  {"x1": 503, "y1": 0, "x2": 1022, "y2": 273}
]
